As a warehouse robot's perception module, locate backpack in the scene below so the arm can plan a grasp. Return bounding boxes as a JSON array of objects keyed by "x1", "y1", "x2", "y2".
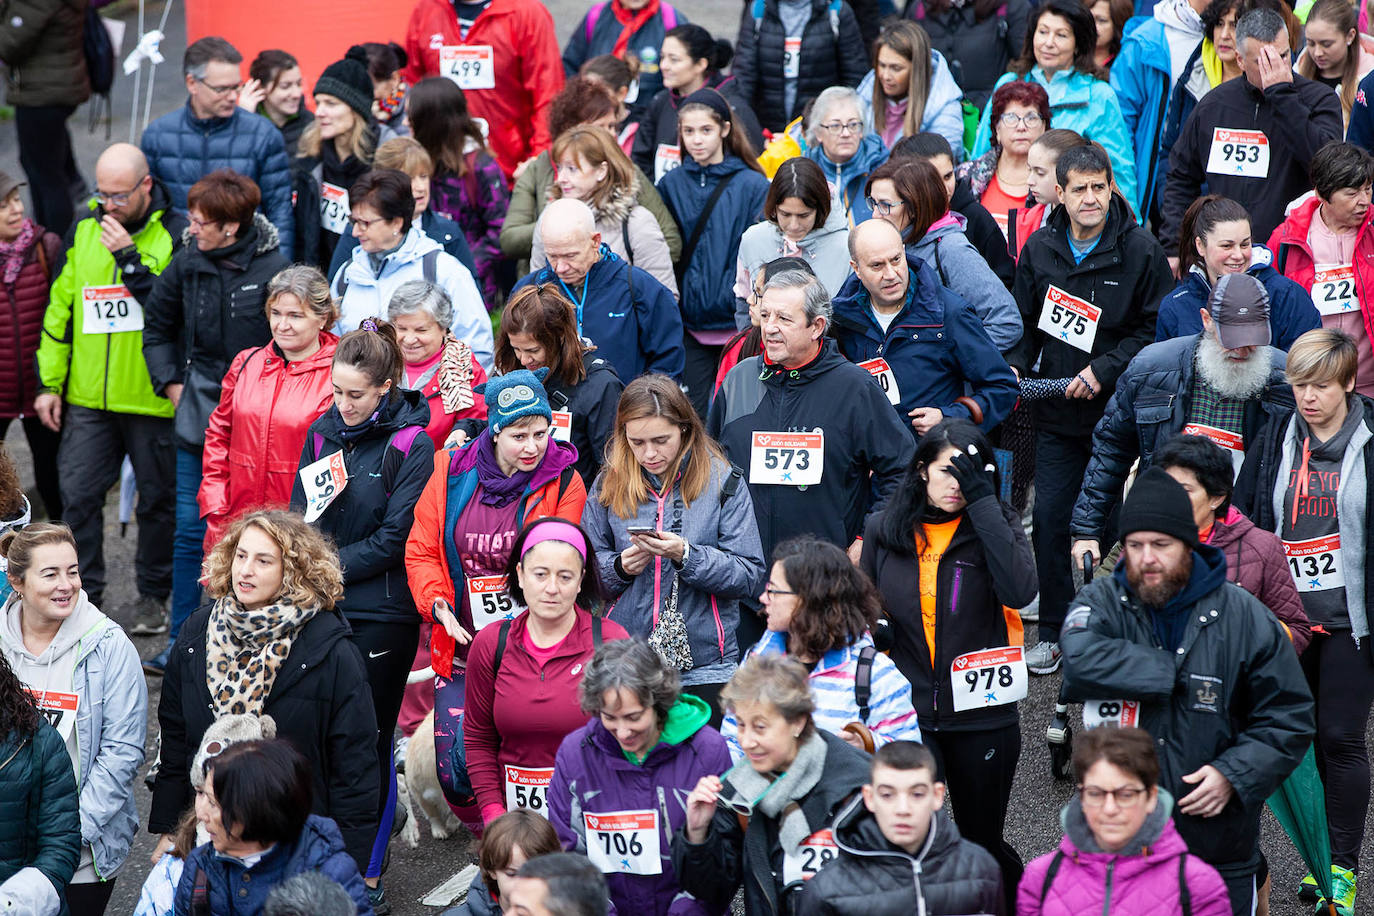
[
  {"x1": 336, "y1": 248, "x2": 438, "y2": 299},
  {"x1": 584, "y1": 1, "x2": 678, "y2": 43},
  {"x1": 753, "y1": 0, "x2": 841, "y2": 40},
  {"x1": 310, "y1": 425, "x2": 426, "y2": 499}
]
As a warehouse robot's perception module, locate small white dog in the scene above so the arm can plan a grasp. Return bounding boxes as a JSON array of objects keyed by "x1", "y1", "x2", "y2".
[{"x1": 397, "y1": 667, "x2": 463, "y2": 847}]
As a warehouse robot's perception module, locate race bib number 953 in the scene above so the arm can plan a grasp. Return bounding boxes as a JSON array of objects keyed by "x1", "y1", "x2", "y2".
[{"x1": 1206, "y1": 128, "x2": 1270, "y2": 178}]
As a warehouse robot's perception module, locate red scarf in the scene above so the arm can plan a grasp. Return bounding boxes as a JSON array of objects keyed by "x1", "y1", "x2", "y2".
[{"x1": 610, "y1": 0, "x2": 661, "y2": 58}]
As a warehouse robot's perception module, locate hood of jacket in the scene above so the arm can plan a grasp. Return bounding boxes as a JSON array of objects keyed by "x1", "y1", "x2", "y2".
[
  {"x1": 804, "y1": 132, "x2": 889, "y2": 186},
  {"x1": 177, "y1": 212, "x2": 281, "y2": 258},
  {"x1": 1, "y1": 590, "x2": 111, "y2": 686},
  {"x1": 452, "y1": 426, "x2": 580, "y2": 493},
  {"x1": 913, "y1": 211, "x2": 968, "y2": 249},
  {"x1": 1272, "y1": 192, "x2": 1374, "y2": 250},
  {"x1": 314, "y1": 385, "x2": 432, "y2": 446},
  {"x1": 347, "y1": 225, "x2": 443, "y2": 279},
  {"x1": 831, "y1": 790, "x2": 966, "y2": 866},
  {"x1": 593, "y1": 175, "x2": 640, "y2": 225},
  {"x1": 1059, "y1": 788, "x2": 1179, "y2": 857},
  {"x1": 1043, "y1": 191, "x2": 1138, "y2": 260},
  {"x1": 587, "y1": 692, "x2": 714, "y2": 765},
  {"x1": 1111, "y1": 541, "x2": 1230, "y2": 646},
  {"x1": 1206, "y1": 505, "x2": 1254, "y2": 552}
]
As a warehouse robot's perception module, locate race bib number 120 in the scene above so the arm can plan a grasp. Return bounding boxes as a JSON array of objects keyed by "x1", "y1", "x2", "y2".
[
  {"x1": 1206, "y1": 128, "x2": 1270, "y2": 178},
  {"x1": 82, "y1": 285, "x2": 144, "y2": 334},
  {"x1": 748, "y1": 432, "x2": 823, "y2": 487},
  {"x1": 950, "y1": 647, "x2": 1028, "y2": 712},
  {"x1": 504, "y1": 765, "x2": 553, "y2": 816},
  {"x1": 1037, "y1": 285, "x2": 1100, "y2": 353},
  {"x1": 440, "y1": 45, "x2": 495, "y2": 89}
]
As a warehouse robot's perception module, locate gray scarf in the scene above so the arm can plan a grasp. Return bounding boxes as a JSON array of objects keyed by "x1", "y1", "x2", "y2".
[{"x1": 718, "y1": 731, "x2": 827, "y2": 856}]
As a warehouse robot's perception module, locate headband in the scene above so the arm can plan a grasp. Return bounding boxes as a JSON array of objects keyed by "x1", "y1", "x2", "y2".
[
  {"x1": 681, "y1": 87, "x2": 733, "y2": 125},
  {"x1": 520, "y1": 520, "x2": 587, "y2": 561}
]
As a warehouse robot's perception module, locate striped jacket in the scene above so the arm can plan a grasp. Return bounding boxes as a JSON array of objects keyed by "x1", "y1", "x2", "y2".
[{"x1": 721, "y1": 630, "x2": 921, "y2": 760}]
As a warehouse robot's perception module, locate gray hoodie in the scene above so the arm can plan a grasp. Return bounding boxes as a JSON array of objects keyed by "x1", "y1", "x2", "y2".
[
  {"x1": 909, "y1": 213, "x2": 1023, "y2": 353},
  {"x1": 0, "y1": 591, "x2": 147, "y2": 880},
  {"x1": 733, "y1": 206, "x2": 852, "y2": 329}
]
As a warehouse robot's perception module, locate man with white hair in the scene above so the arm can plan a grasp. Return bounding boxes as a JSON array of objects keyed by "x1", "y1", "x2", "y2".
[
  {"x1": 803, "y1": 86, "x2": 889, "y2": 222},
  {"x1": 513, "y1": 198, "x2": 684, "y2": 384},
  {"x1": 1072, "y1": 272, "x2": 1294, "y2": 566}
]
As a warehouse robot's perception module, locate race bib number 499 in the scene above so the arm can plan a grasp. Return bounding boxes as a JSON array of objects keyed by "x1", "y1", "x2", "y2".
[{"x1": 440, "y1": 45, "x2": 496, "y2": 89}]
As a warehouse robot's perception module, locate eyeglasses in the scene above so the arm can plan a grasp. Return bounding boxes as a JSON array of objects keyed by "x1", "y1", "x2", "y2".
[
  {"x1": 94, "y1": 175, "x2": 148, "y2": 206},
  {"x1": 350, "y1": 214, "x2": 390, "y2": 231},
  {"x1": 819, "y1": 120, "x2": 864, "y2": 136},
  {"x1": 998, "y1": 111, "x2": 1045, "y2": 128},
  {"x1": 763, "y1": 585, "x2": 796, "y2": 597},
  {"x1": 188, "y1": 215, "x2": 220, "y2": 231},
  {"x1": 195, "y1": 76, "x2": 243, "y2": 96},
  {"x1": 866, "y1": 197, "x2": 899, "y2": 216},
  {"x1": 1079, "y1": 784, "x2": 1148, "y2": 808}
]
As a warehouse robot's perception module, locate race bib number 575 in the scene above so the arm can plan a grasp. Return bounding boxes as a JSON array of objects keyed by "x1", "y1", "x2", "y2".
[{"x1": 1037, "y1": 285, "x2": 1100, "y2": 353}]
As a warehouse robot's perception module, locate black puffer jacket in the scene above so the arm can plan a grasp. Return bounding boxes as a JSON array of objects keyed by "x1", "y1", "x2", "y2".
[
  {"x1": 1060, "y1": 546, "x2": 1313, "y2": 879},
  {"x1": 632, "y1": 73, "x2": 766, "y2": 179},
  {"x1": 861, "y1": 494, "x2": 1037, "y2": 733},
  {"x1": 797, "y1": 797, "x2": 1005, "y2": 916},
  {"x1": 1071, "y1": 334, "x2": 1293, "y2": 541},
  {"x1": 904, "y1": 0, "x2": 1030, "y2": 111},
  {"x1": 142, "y1": 213, "x2": 285, "y2": 449},
  {"x1": 672, "y1": 730, "x2": 872, "y2": 916},
  {"x1": 1008, "y1": 193, "x2": 1172, "y2": 438},
  {"x1": 547, "y1": 350, "x2": 624, "y2": 487},
  {"x1": 732, "y1": 0, "x2": 868, "y2": 132},
  {"x1": 150, "y1": 607, "x2": 381, "y2": 873},
  {"x1": 289, "y1": 388, "x2": 435, "y2": 624},
  {"x1": 0, "y1": 0, "x2": 88, "y2": 108}
]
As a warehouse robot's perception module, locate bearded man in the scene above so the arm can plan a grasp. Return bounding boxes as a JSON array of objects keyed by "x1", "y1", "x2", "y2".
[
  {"x1": 1061, "y1": 466, "x2": 1312, "y2": 916},
  {"x1": 1071, "y1": 273, "x2": 1294, "y2": 567}
]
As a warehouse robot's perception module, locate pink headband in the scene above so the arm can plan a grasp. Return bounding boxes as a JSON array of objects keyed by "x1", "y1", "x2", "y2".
[{"x1": 520, "y1": 521, "x2": 587, "y2": 561}]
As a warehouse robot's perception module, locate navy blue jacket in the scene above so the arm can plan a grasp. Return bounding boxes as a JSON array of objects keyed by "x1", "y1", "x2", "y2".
[
  {"x1": 141, "y1": 102, "x2": 295, "y2": 259},
  {"x1": 174, "y1": 815, "x2": 373, "y2": 915},
  {"x1": 1155, "y1": 252, "x2": 1321, "y2": 351},
  {"x1": 290, "y1": 388, "x2": 435, "y2": 625},
  {"x1": 831, "y1": 255, "x2": 1020, "y2": 434},
  {"x1": 657, "y1": 155, "x2": 770, "y2": 331},
  {"x1": 329, "y1": 209, "x2": 477, "y2": 281},
  {"x1": 1348, "y1": 67, "x2": 1374, "y2": 154},
  {"x1": 514, "y1": 247, "x2": 685, "y2": 383}
]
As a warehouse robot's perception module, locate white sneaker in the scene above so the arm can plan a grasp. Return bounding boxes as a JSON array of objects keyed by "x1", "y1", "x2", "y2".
[{"x1": 1026, "y1": 641, "x2": 1062, "y2": 674}]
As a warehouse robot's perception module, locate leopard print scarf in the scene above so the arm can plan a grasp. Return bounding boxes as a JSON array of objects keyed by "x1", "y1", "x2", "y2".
[{"x1": 206, "y1": 596, "x2": 318, "y2": 717}]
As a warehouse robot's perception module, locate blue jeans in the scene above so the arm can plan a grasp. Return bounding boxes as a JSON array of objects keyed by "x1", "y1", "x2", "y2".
[{"x1": 170, "y1": 447, "x2": 206, "y2": 641}]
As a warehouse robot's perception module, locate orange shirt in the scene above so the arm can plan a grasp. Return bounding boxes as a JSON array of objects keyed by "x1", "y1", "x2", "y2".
[
  {"x1": 918, "y1": 519, "x2": 962, "y2": 660},
  {"x1": 980, "y1": 174, "x2": 1025, "y2": 241}
]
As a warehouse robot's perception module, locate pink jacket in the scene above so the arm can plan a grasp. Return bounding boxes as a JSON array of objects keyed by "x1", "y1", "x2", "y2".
[
  {"x1": 1018, "y1": 798, "x2": 1231, "y2": 916},
  {"x1": 1205, "y1": 506, "x2": 1311, "y2": 655}
]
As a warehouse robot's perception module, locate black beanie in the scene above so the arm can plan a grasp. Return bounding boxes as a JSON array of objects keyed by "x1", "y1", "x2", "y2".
[
  {"x1": 314, "y1": 56, "x2": 374, "y2": 122},
  {"x1": 1118, "y1": 466, "x2": 1199, "y2": 548}
]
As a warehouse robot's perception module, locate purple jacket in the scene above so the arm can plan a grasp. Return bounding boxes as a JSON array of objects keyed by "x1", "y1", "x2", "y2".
[
  {"x1": 549, "y1": 696, "x2": 730, "y2": 916},
  {"x1": 431, "y1": 149, "x2": 510, "y2": 306},
  {"x1": 1017, "y1": 795, "x2": 1231, "y2": 916}
]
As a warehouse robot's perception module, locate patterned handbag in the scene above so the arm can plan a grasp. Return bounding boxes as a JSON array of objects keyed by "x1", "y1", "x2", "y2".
[{"x1": 647, "y1": 577, "x2": 694, "y2": 671}]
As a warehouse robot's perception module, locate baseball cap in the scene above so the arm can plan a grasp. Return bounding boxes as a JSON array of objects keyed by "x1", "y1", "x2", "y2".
[{"x1": 1208, "y1": 272, "x2": 1271, "y2": 350}]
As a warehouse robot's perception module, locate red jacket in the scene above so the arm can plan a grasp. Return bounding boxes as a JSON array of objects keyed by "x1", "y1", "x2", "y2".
[
  {"x1": 199, "y1": 334, "x2": 338, "y2": 550},
  {"x1": 417, "y1": 352, "x2": 489, "y2": 448},
  {"x1": 1268, "y1": 194, "x2": 1374, "y2": 341},
  {"x1": 0, "y1": 225, "x2": 61, "y2": 418},
  {"x1": 403, "y1": 0, "x2": 565, "y2": 180},
  {"x1": 462, "y1": 608, "x2": 627, "y2": 818}
]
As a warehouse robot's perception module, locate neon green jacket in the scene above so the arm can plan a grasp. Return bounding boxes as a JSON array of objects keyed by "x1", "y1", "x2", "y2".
[{"x1": 37, "y1": 185, "x2": 182, "y2": 418}]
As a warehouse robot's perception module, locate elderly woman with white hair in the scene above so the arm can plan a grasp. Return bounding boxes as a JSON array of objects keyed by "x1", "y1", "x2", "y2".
[
  {"x1": 803, "y1": 87, "x2": 890, "y2": 223},
  {"x1": 386, "y1": 280, "x2": 490, "y2": 450}
]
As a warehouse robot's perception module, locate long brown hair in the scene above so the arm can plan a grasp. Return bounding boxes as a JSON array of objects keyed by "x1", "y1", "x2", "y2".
[
  {"x1": 408, "y1": 77, "x2": 491, "y2": 177},
  {"x1": 597, "y1": 375, "x2": 726, "y2": 519},
  {"x1": 772, "y1": 537, "x2": 881, "y2": 661},
  {"x1": 496, "y1": 285, "x2": 590, "y2": 386},
  {"x1": 871, "y1": 21, "x2": 934, "y2": 140},
  {"x1": 1297, "y1": 0, "x2": 1361, "y2": 126}
]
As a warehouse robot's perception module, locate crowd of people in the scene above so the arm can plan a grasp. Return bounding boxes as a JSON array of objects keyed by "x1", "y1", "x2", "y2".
[{"x1": 7, "y1": 0, "x2": 1374, "y2": 911}]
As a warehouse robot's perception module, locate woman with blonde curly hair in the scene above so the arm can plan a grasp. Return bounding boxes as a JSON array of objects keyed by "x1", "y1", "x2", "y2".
[{"x1": 148, "y1": 509, "x2": 380, "y2": 881}]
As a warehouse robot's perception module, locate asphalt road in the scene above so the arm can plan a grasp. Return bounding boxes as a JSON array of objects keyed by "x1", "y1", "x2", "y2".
[{"x1": 2, "y1": 0, "x2": 1372, "y2": 912}]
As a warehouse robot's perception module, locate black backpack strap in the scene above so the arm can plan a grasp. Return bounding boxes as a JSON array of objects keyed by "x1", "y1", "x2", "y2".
[
  {"x1": 493, "y1": 618, "x2": 513, "y2": 678},
  {"x1": 1006, "y1": 209, "x2": 1019, "y2": 259},
  {"x1": 622, "y1": 214, "x2": 635, "y2": 266},
  {"x1": 1039, "y1": 850, "x2": 1065, "y2": 905},
  {"x1": 854, "y1": 645, "x2": 877, "y2": 723},
  {"x1": 676, "y1": 174, "x2": 738, "y2": 285},
  {"x1": 423, "y1": 248, "x2": 439, "y2": 283},
  {"x1": 1179, "y1": 854, "x2": 1192, "y2": 916},
  {"x1": 592, "y1": 611, "x2": 603, "y2": 647},
  {"x1": 192, "y1": 865, "x2": 211, "y2": 916},
  {"x1": 933, "y1": 236, "x2": 951, "y2": 287},
  {"x1": 719, "y1": 464, "x2": 744, "y2": 508}
]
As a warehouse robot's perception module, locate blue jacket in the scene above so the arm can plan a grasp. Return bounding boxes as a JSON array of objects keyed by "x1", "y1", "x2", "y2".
[
  {"x1": 855, "y1": 49, "x2": 966, "y2": 158},
  {"x1": 973, "y1": 68, "x2": 1138, "y2": 217},
  {"x1": 329, "y1": 209, "x2": 477, "y2": 281},
  {"x1": 657, "y1": 155, "x2": 769, "y2": 331},
  {"x1": 1155, "y1": 250, "x2": 1321, "y2": 350},
  {"x1": 1349, "y1": 67, "x2": 1374, "y2": 153},
  {"x1": 174, "y1": 815, "x2": 373, "y2": 916},
  {"x1": 830, "y1": 254, "x2": 1020, "y2": 433},
  {"x1": 1110, "y1": 17, "x2": 1179, "y2": 218},
  {"x1": 804, "y1": 131, "x2": 888, "y2": 223},
  {"x1": 141, "y1": 102, "x2": 295, "y2": 259},
  {"x1": 563, "y1": 2, "x2": 686, "y2": 123},
  {"x1": 514, "y1": 247, "x2": 686, "y2": 383}
]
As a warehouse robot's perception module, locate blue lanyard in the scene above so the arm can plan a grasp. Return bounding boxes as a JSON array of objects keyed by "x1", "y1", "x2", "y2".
[{"x1": 557, "y1": 275, "x2": 588, "y2": 334}]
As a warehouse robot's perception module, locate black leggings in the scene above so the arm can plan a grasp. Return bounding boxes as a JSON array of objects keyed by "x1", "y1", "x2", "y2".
[
  {"x1": 923, "y1": 725, "x2": 1023, "y2": 912},
  {"x1": 1302, "y1": 629, "x2": 1374, "y2": 870},
  {"x1": 349, "y1": 617, "x2": 421, "y2": 879},
  {"x1": 65, "y1": 879, "x2": 115, "y2": 915}
]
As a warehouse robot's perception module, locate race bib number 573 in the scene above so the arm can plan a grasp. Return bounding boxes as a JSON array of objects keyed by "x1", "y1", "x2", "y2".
[{"x1": 748, "y1": 432, "x2": 823, "y2": 487}]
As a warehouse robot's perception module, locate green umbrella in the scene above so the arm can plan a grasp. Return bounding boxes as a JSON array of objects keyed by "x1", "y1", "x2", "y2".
[{"x1": 1266, "y1": 744, "x2": 1336, "y2": 914}]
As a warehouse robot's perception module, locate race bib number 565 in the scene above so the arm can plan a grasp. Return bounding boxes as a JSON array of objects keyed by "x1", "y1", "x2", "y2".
[{"x1": 504, "y1": 765, "x2": 553, "y2": 817}]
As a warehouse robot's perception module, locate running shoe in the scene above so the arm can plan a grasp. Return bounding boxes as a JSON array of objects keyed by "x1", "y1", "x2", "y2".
[{"x1": 1026, "y1": 640, "x2": 1062, "y2": 674}]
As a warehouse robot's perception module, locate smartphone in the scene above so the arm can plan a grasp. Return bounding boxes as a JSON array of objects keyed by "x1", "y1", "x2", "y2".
[{"x1": 626, "y1": 526, "x2": 659, "y2": 536}]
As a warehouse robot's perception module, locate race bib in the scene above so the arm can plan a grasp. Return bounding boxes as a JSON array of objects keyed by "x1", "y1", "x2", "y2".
[
  {"x1": 81, "y1": 285, "x2": 143, "y2": 334},
  {"x1": 440, "y1": 45, "x2": 496, "y2": 89},
  {"x1": 550, "y1": 410, "x2": 572, "y2": 442},
  {"x1": 1313, "y1": 264, "x2": 1358, "y2": 316},
  {"x1": 748, "y1": 432, "x2": 823, "y2": 487},
  {"x1": 1181, "y1": 423, "x2": 1244, "y2": 477},
  {"x1": 858, "y1": 357, "x2": 900, "y2": 406},
  {"x1": 1206, "y1": 128, "x2": 1269, "y2": 179},
  {"x1": 782, "y1": 36, "x2": 802, "y2": 79},
  {"x1": 1037, "y1": 285, "x2": 1100, "y2": 353},
  {"x1": 584, "y1": 810, "x2": 661, "y2": 876},
  {"x1": 950, "y1": 647, "x2": 1028, "y2": 712},
  {"x1": 1283, "y1": 534, "x2": 1344, "y2": 592},
  {"x1": 782, "y1": 829, "x2": 838, "y2": 885},
  {"x1": 26, "y1": 689, "x2": 78, "y2": 743},
  {"x1": 504, "y1": 765, "x2": 553, "y2": 816},
  {"x1": 319, "y1": 182, "x2": 350, "y2": 236},
  {"x1": 1082, "y1": 699, "x2": 1140, "y2": 729},
  {"x1": 298, "y1": 450, "x2": 348, "y2": 523},
  {"x1": 467, "y1": 575, "x2": 517, "y2": 631},
  {"x1": 653, "y1": 144, "x2": 681, "y2": 184},
  {"x1": 991, "y1": 210, "x2": 1010, "y2": 241}
]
